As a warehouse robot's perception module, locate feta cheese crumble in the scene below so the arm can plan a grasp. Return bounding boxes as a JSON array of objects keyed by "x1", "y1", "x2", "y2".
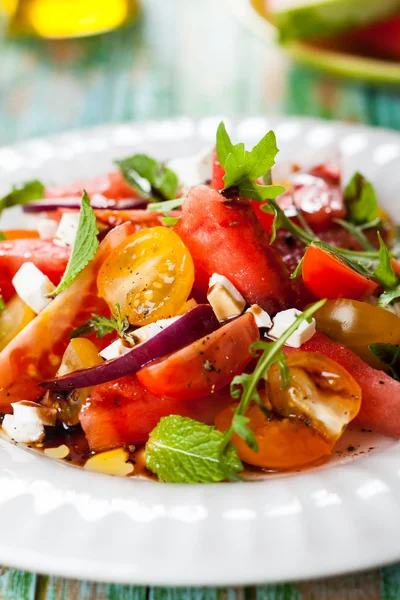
[
  {"x1": 268, "y1": 308, "x2": 316, "y2": 348},
  {"x1": 12, "y1": 262, "x2": 55, "y2": 313},
  {"x1": 207, "y1": 274, "x2": 246, "y2": 322}
]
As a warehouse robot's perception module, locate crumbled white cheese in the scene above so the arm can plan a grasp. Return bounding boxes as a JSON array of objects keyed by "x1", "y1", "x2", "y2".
[
  {"x1": 99, "y1": 338, "x2": 131, "y2": 361},
  {"x1": 38, "y1": 218, "x2": 58, "y2": 240},
  {"x1": 167, "y1": 148, "x2": 212, "y2": 188},
  {"x1": 53, "y1": 213, "x2": 80, "y2": 248},
  {"x1": 12, "y1": 262, "x2": 55, "y2": 314},
  {"x1": 207, "y1": 274, "x2": 246, "y2": 322},
  {"x1": 246, "y1": 304, "x2": 272, "y2": 328},
  {"x1": 268, "y1": 308, "x2": 316, "y2": 348},
  {"x1": 2, "y1": 401, "x2": 56, "y2": 444},
  {"x1": 132, "y1": 316, "x2": 181, "y2": 344}
]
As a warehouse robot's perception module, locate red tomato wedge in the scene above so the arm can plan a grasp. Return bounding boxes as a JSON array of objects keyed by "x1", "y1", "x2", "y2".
[
  {"x1": 80, "y1": 375, "x2": 234, "y2": 451},
  {"x1": 0, "y1": 223, "x2": 133, "y2": 411},
  {"x1": 284, "y1": 331, "x2": 400, "y2": 439},
  {"x1": 94, "y1": 209, "x2": 166, "y2": 229},
  {"x1": 350, "y1": 15, "x2": 400, "y2": 61},
  {"x1": 0, "y1": 239, "x2": 70, "y2": 303},
  {"x1": 46, "y1": 171, "x2": 136, "y2": 200},
  {"x1": 137, "y1": 313, "x2": 259, "y2": 401},
  {"x1": 302, "y1": 244, "x2": 378, "y2": 300},
  {"x1": 211, "y1": 147, "x2": 225, "y2": 191},
  {"x1": 174, "y1": 185, "x2": 296, "y2": 314}
]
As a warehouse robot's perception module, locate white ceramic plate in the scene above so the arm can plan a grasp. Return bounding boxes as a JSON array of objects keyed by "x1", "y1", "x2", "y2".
[{"x1": 0, "y1": 116, "x2": 400, "y2": 586}]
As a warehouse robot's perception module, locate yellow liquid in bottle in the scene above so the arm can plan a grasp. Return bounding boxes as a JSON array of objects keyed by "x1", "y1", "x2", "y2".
[{"x1": 1, "y1": 0, "x2": 140, "y2": 38}]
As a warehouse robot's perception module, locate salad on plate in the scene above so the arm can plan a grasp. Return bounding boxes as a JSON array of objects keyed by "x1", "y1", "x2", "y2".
[{"x1": 0, "y1": 122, "x2": 399, "y2": 483}]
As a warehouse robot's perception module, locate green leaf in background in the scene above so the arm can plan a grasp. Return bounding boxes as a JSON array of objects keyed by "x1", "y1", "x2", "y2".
[
  {"x1": 145, "y1": 415, "x2": 243, "y2": 483},
  {"x1": 0, "y1": 232, "x2": 6, "y2": 241},
  {"x1": 49, "y1": 191, "x2": 99, "y2": 298},
  {"x1": 215, "y1": 122, "x2": 284, "y2": 201},
  {"x1": 344, "y1": 172, "x2": 379, "y2": 226},
  {"x1": 116, "y1": 153, "x2": 179, "y2": 201},
  {"x1": 0, "y1": 180, "x2": 44, "y2": 214},
  {"x1": 369, "y1": 343, "x2": 400, "y2": 381}
]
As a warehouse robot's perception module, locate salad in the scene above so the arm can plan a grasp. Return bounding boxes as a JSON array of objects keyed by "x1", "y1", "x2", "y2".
[{"x1": 0, "y1": 122, "x2": 399, "y2": 483}]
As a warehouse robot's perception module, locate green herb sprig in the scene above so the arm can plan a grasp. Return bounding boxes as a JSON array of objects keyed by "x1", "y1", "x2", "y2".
[
  {"x1": 369, "y1": 343, "x2": 400, "y2": 381},
  {"x1": 70, "y1": 304, "x2": 134, "y2": 346}
]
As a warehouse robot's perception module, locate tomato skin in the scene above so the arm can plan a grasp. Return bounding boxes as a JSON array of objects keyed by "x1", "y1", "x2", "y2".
[
  {"x1": 284, "y1": 331, "x2": 400, "y2": 439},
  {"x1": 302, "y1": 244, "x2": 378, "y2": 300},
  {"x1": 314, "y1": 299, "x2": 400, "y2": 369},
  {"x1": 215, "y1": 404, "x2": 332, "y2": 470},
  {"x1": 174, "y1": 185, "x2": 296, "y2": 314},
  {"x1": 46, "y1": 171, "x2": 136, "y2": 200},
  {"x1": 0, "y1": 239, "x2": 70, "y2": 302},
  {"x1": 3, "y1": 230, "x2": 39, "y2": 240},
  {"x1": 81, "y1": 375, "x2": 234, "y2": 451},
  {"x1": 137, "y1": 313, "x2": 259, "y2": 401},
  {"x1": 211, "y1": 147, "x2": 225, "y2": 191},
  {"x1": 0, "y1": 223, "x2": 134, "y2": 412}
]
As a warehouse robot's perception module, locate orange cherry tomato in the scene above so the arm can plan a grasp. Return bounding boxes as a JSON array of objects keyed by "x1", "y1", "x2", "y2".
[
  {"x1": 3, "y1": 230, "x2": 39, "y2": 240},
  {"x1": 302, "y1": 244, "x2": 378, "y2": 300},
  {"x1": 137, "y1": 313, "x2": 260, "y2": 401},
  {"x1": 268, "y1": 351, "x2": 362, "y2": 443},
  {"x1": 53, "y1": 338, "x2": 103, "y2": 426},
  {"x1": 97, "y1": 226, "x2": 194, "y2": 326},
  {"x1": 215, "y1": 404, "x2": 333, "y2": 471}
]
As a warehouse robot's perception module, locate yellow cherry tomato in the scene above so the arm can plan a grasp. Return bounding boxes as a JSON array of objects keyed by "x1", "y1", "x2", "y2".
[
  {"x1": 314, "y1": 299, "x2": 400, "y2": 369},
  {"x1": 268, "y1": 352, "x2": 362, "y2": 443},
  {"x1": 216, "y1": 404, "x2": 333, "y2": 471},
  {"x1": 55, "y1": 338, "x2": 102, "y2": 426},
  {"x1": 0, "y1": 296, "x2": 36, "y2": 352},
  {"x1": 97, "y1": 227, "x2": 195, "y2": 326}
]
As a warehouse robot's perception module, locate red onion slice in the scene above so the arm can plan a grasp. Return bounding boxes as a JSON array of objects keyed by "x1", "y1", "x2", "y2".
[
  {"x1": 40, "y1": 304, "x2": 219, "y2": 390},
  {"x1": 23, "y1": 195, "x2": 149, "y2": 213}
]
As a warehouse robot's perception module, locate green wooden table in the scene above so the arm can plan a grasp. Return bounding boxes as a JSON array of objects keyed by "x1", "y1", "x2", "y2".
[{"x1": 1, "y1": 0, "x2": 400, "y2": 597}]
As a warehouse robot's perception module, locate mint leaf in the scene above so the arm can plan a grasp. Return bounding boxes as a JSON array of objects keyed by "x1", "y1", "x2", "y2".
[
  {"x1": 216, "y1": 122, "x2": 284, "y2": 202},
  {"x1": 344, "y1": 172, "x2": 378, "y2": 226},
  {"x1": 0, "y1": 180, "x2": 44, "y2": 214},
  {"x1": 369, "y1": 343, "x2": 400, "y2": 381},
  {"x1": 145, "y1": 415, "x2": 243, "y2": 483},
  {"x1": 49, "y1": 191, "x2": 99, "y2": 297},
  {"x1": 69, "y1": 304, "x2": 133, "y2": 345},
  {"x1": 116, "y1": 154, "x2": 179, "y2": 201}
]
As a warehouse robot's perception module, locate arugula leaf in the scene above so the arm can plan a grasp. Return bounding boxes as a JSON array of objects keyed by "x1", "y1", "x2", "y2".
[
  {"x1": 162, "y1": 216, "x2": 180, "y2": 226},
  {"x1": 0, "y1": 295, "x2": 5, "y2": 312},
  {"x1": 378, "y1": 284, "x2": 400, "y2": 308},
  {"x1": 221, "y1": 300, "x2": 326, "y2": 458},
  {"x1": 231, "y1": 414, "x2": 258, "y2": 451},
  {"x1": 49, "y1": 191, "x2": 99, "y2": 297},
  {"x1": 116, "y1": 154, "x2": 179, "y2": 201},
  {"x1": 216, "y1": 122, "x2": 285, "y2": 201},
  {"x1": 333, "y1": 218, "x2": 377, "y2": 252},
  {"x1": 145, "y1": 415, "x2": 243, "y2": 483},
  {"x1": 344, "y1": 172, "x2": 378, "y2": 226},
  {"x1": 0, "y1": 180, "x2": 44, "y2": 214},
  {"x1": 70, "y1": 304, "x2": 133, "y2": 345},
  {"x1": 373, "y1": 233, "x2": 398, "y2": 290},
  {"x1": 369, "y1": 343, "x2": 400, "y2": 381},
  {"x1": 290, "y1": 256, "x2": 304, "y2": 279},
  {"x1": 147, "y1": 197, "x2": 184, "y2": 214}
]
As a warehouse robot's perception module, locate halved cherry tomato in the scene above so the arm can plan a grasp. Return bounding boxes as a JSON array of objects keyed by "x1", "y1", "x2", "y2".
[
  {"x1": 174, "y1": 185, "x2": 296, "y2": 314},
  {"x1": 2, "y1": 230, "x2": 39, "y2": 240},
  {"x1": 0, "y1": 239, "x2": 70, "y2": 303},
  {"x1": 314, "y1": 299, "x2": 400, "y2": 368},
  {"x1": 0, "y1": 223, "x2": 133, "y2": 411},
  {"x1": 302, "y1": 244, "x2": 378, "y2": 300},
  {"x1": 0, "y1": 296, "x2": 35, "y2": 352},
  {"x1": 137, "y1": 313, "x2": 259, "y2": 401},
  {"x1": 46, "y1": 171, "x2": 136, "y2": 200},
  {"x1": 97, "y1": 226, "x2": 194, "y2": 326},
  {"x1": 215, "y1": 404, "x2": 333, "y2": 470},
  {"x1": 81, "y1": 375, "x2": 234, "y2": 451},
  {"x1": 284, "y1": 331, "x2": 400, "y2": 439},
  {"x1": 211, "y1": 147, "x2": 225, "y2": 191},
  {"x1": 51, "y1": 338, "x2": 103, "y2": 427},
  {"x1": 268, "y1": 351, "x2": 361, "y2": 443}
]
